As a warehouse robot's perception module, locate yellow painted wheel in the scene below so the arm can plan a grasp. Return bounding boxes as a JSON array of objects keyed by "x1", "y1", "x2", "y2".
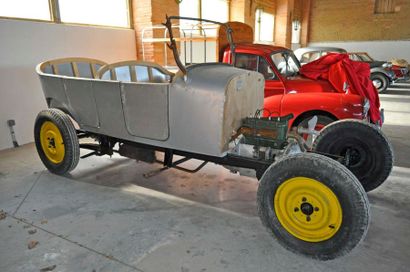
[
  {"x1": 39, "y1": 121, "x2": 65, "y2": 164},
  {"x1": 274, "y1": 177, "x2": 342, "y2": 242},
  {"x1": 35, "y1": 109, "x2": 79, "y2": 174},
  {"x1": 257, "y1": 153, "x2": 369, "y2": 260}
]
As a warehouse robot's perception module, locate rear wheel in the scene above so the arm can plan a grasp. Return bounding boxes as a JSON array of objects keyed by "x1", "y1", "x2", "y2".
[
  {"x1": 257, "y1": 153, "x2": 369, "y2": 260},
  {"x1": 313, "y1": 119, "x2": 393, "y2": 192},
  {"x1": 34, "y1": 109, "x2": 80, "y2": 175},
  {"x1": 371, "y1": 73, "x2": 389, "y2": 93}
]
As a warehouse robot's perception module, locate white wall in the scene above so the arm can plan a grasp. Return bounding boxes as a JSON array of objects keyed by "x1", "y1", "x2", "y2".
[
  {"x1": 0, "y1": 19, "x2": 136, "y2": 150},
  {"x1": 308, "y1": 40, "x2": 410, "y2": 62}
]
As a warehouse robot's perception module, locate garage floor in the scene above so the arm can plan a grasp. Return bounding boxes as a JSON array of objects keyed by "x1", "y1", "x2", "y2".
[{"x1": 1, "y1": 85, "x2": 410, "y2": 272}]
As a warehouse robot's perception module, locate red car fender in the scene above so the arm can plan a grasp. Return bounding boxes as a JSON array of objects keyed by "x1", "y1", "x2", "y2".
[
  {"x1": 264, "y1": 92, "x2": 364, "y2": 128},
  {"x1": 339, "y1": 93, "x2": 366, "y2": 119}
]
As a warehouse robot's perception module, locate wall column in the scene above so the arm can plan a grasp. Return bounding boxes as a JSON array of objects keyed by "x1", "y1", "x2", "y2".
[
  {"x1": 274, "y1": 0, "x2": 294, "y2": 48},
  {"x1": 300, "y1": 0, "x2": 311, "y2": 47}
]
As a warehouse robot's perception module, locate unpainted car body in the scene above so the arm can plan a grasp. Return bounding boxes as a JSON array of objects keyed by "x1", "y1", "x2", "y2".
[{"x1": 38, "y1": 61, "x2": 264, "y2": 158}]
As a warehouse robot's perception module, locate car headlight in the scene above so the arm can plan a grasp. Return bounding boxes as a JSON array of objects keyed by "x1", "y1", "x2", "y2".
[
  {"x1": 382, "y1": 62, "x2": 393, "y2": 68},
  {"x1": 363, "y1": 98, "x2": 370, "y2": 118}
]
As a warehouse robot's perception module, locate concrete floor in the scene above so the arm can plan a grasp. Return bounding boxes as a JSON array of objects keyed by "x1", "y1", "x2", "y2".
[{"x1": 1, "y1": 84, "x2": 410, "y2": 272}]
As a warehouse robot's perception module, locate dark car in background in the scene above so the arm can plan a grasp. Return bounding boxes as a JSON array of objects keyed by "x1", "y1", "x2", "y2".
[
  {"x1": 348, "y1": 52, "x2": 403, "y2": 93},
  {"x1": 293, "y1": 47, "x2": 397, "y2": 93}
]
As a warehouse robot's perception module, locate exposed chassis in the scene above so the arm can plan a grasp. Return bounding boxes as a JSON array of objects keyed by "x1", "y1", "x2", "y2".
[{"x1": 78, "y1": 131, "x2": 273, "y2": 178}]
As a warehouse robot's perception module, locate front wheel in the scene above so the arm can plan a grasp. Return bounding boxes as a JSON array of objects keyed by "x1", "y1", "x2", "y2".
[
  {"x1": 257, "y1": 153, "x2": 369, "y2": 260},
  {"x1": 34, "y1": 109, "x2": 80, "y2": 175},
  {"x1": 371, "y1": 73, "x2": 389, "y2": 93}
]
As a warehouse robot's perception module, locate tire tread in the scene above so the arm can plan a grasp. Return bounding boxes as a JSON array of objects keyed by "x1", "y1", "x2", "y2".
[
  {"x1": 257, "y1": 153, "x2": 370, "y2": 260},
  {"x1": 313, "y1": 119, "x2": 394, "y2": 192}
]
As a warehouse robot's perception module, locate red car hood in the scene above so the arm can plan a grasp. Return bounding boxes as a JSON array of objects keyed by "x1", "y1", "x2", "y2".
[{"x1": 283, "y1": 75, "x2": 336, "y2": 94}]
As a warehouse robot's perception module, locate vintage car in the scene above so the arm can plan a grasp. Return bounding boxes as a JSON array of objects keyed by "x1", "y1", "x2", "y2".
[
  {"x1": 293, "y1": 46, "x2": 347, "y2": 65},
  {"x1": 293, "y1": 47, "x2": 396, "y2": 93},
  {"x1": 349, "y1": 52, "x2": 409, "y2": 92},
  {"x1": 391, "y1": 58, "x2": 410, "y2": 80},
  {"x1": 34, "y1": 16, "x2": 393, "y2": 260}
]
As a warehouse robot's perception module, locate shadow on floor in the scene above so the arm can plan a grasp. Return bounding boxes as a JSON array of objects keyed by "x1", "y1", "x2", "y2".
[{"x1": 70, "y1": 154, "x2": 259, "y2": 216}]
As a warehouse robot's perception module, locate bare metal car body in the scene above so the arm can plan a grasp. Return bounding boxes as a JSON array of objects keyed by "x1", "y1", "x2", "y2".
[{"x1": 37, "y1": 62, "x2": 264, "y2": 158}]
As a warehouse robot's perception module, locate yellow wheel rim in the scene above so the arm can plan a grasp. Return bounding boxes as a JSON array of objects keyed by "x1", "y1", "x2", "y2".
[
  {"x1": 274, "y1": 177, "x2": 342, "y2": 242},
  {"x1": 39, "y1": 121, "x2": 65, "y2": 164}
]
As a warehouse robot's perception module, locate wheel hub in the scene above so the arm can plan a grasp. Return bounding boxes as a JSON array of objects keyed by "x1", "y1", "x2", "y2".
[
  {"x1": 48, "y1": 137, "x2": 56, "y2": 148},
  {"x1": 274, "y1": 177, "x2": 343, "y2": 242},
  {"x1": 372, "y1": 79, "x2": 382, "y2": 89},
  {"x1": 300, "y1": 202, "x2": 314, "y2": 216},
  {"x1": 40, "y1": 121, "x2": 65, "y2": 164},
  {"x1": 342, "y1": 146, "x2": 365, "y2": 168}
]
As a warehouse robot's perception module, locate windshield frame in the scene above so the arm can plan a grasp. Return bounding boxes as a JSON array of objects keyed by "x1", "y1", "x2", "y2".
[
  {"x1": 164, "y1": 16, "x2": 235, "y2": 75},
  {"x1": 270, "y1": 50, "x2": 301, "y2": 77},
  {"x1": 356, "y1": 53, "x2": 374, "y2": 62}
]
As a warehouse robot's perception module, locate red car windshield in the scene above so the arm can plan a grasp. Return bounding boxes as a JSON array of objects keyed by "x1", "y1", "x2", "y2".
[{"x1": 271, "y1": 51, "x2": 300, "y2": 77}]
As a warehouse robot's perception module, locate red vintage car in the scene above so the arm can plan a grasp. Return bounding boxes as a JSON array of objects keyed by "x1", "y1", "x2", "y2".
[
  {"x1": 222, "y1": 44, "x2": 368, "y2": 132},
  {"x1": 348, "y1": 52, "x2": 409, "y2": 92}
]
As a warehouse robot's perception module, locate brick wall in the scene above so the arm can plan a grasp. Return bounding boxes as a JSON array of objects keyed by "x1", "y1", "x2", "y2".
[
  {"x1": 151, "y1": 0, "x2": 179, "y2": 64},
  {"x1": 133, "y1": 0, "x2": 409, "y2": 62},
  {"x1": 133, "y1": 0, "x2": 153, "y2": 60},
  {"x1": 309, "y1": 0, "x2": 410, "y2": 42},
  {"x1": 230, "y1": 0, "x2": 275, "y2": 31},
  {"x1": 132, "y1": 0, "x2": 179, "y2": 64}
]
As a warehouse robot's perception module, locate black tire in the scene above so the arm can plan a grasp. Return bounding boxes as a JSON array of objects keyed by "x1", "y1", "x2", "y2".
[
  {"x1": 312, "y1": 119, "x2": 393, "y2": 192},
  {"x1": 256, "y1": 166, "x2": 268, "y2": 180},
  {"x1": 371, "y1": 73, "x2": 389, "y2": 93},
  {"x1": 257, "y1": 153, "x2": 369, "y2": 260},
  {"x1": 34, "y1": 109, "x2": 80, "y2": 175}
]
